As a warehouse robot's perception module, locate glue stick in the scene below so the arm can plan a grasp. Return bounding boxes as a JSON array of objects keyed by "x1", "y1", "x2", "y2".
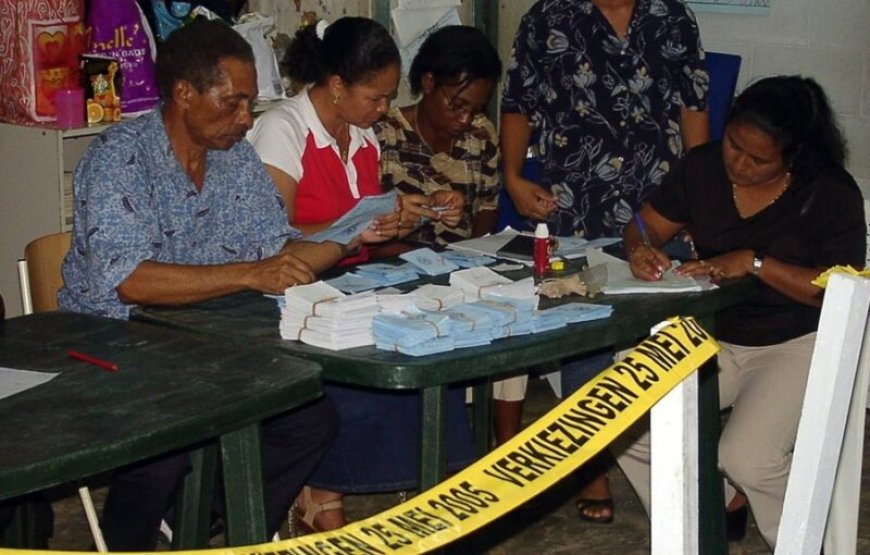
[{"x1": 534, "y1": 223, "x2": 550, "y2": 276}]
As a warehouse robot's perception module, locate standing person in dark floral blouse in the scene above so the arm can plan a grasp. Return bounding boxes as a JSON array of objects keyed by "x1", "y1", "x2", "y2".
[{"x1": 500, "y1": 0, "x2": 710, "y2": 525}]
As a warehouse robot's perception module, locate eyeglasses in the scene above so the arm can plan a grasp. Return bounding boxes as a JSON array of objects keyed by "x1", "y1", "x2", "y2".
[{"x1": 439, "y1": 88, "x2": 478, "y2": 119}]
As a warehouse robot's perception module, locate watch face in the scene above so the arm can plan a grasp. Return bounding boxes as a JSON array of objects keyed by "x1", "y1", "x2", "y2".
[{"x1": 753, "y1": 255, "x2": 764, "y2": 274}]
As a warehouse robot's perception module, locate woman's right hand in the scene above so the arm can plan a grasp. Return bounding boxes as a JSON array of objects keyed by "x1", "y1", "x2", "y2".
[
  {"x1": 505, "y1": 177, "x2": 557, "y2": 220},
  {"x1": 398, "y1": 194, "x2": 439, "y2": 230},
  {"x1": 628, "y1": 244, "x2": 672, "y2": 281}
]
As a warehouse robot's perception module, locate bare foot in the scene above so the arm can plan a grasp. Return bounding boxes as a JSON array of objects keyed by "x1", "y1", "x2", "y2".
[
  {"x1": 576, "y1": 472, "x2": 613, "y2": 523},
  {"x1": 295, "y1": 486, "x2": 346, "y2": 532}
]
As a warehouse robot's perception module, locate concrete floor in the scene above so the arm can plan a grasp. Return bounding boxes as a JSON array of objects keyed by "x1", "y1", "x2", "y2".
[{"x1": 44, "y1": 378, "x2": 870, "y2": 554}]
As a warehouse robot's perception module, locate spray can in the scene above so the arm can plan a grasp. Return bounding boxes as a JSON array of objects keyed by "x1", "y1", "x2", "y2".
[{"x1": 534, "y1": 222, "x2": 550, "y2": 277}]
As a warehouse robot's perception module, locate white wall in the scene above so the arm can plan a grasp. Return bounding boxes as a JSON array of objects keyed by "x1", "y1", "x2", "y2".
[
  {"x1": 693, "y1": 1, "x2": 870, "y2": 195},
  {"x1": 496, "y1": 0, "x2": 870, "y2": 195}
]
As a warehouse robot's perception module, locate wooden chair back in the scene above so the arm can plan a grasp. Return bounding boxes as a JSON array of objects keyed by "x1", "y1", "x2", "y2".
[{"x1": 20, "y1": 232, "x2": 71, "y2": 313}]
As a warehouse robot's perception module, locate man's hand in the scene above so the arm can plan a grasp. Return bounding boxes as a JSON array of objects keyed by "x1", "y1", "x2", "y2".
[
  {"x1": 505, "y1": 177, "x2": 557, "y2": 220},
  {"x1": 247, "y1": 252, "x2": 316, "y2": 293}
]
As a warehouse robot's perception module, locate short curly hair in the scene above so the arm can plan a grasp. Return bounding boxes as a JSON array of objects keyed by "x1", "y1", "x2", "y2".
[{"x1": 155, "y1": 17, "x2": 254, "y2": 101}]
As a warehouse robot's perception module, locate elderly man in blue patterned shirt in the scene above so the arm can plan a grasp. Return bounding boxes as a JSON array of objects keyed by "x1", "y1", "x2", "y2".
[
  {"x1": 499, "y1": 0, "x2": 710, "y2": 525},
  {"x1": 57, "y1": 18, "x2": 358, "y2": 550}
]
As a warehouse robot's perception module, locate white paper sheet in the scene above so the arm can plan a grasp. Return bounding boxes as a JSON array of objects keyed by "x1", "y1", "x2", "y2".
[{"x1": 0, "y1": 367, "x2": 59, "y2": 400}]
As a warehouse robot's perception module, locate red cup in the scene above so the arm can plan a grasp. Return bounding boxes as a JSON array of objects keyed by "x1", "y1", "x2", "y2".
[{"x1": 54, "y1": 88, "x2": 85, "y2": 129}]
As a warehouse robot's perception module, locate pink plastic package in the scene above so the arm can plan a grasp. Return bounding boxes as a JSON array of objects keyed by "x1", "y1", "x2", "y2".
[{"x1": 0, "y1": 0, "x2": 86, "y2": 124}]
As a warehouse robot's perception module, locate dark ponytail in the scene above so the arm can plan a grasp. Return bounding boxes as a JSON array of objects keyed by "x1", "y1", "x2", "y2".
[{"x1": 280, "y1": 17, "x2": 400, "y2": 86}]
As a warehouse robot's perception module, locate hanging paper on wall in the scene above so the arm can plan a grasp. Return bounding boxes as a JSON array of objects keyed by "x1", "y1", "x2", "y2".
[{"x1": 687, "y1": 0, "x2": 770, "y2": 14}]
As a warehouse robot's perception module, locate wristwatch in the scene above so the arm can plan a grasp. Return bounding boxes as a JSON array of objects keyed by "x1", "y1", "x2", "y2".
[{"x1": 752, "y1": 252, "x2": 765, "y2": 276}]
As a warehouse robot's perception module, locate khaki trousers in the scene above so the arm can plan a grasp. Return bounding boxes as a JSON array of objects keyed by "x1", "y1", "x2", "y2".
[{"x1": 613, "y1": 332, "x2": 816, "y2": 548}]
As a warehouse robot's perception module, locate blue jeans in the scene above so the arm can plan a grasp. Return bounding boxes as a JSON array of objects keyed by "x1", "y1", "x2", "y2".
[{"x1": 560, "y1": 350, "x2": 614, "y2": 397}]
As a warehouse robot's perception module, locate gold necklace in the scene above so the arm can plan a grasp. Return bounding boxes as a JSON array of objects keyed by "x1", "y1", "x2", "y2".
[
  {"x1": 412, "y1": 103, "x2": 434, "y2": 152},
  {"x1": 732, "y1": 172, "x2": 791, "y2": 218}
]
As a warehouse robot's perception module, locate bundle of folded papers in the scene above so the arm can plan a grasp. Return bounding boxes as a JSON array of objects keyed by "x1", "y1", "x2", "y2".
[
  {"x1": 371, "y1": 284, "x2": 613, "y2": 357},
  {"x1": 278, "y1": 271, "x2": 614, "y2": 354},
  {"x1": 280, "y1": 282, "x2": 379, "y2": 350}
]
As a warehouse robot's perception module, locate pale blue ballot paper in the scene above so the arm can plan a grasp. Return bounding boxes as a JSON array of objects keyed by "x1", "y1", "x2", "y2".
[
  {"x1": 304, "y1": 190, "x2": 398, "y2": 245},
  {"x1": 400, "y1": 247, "x2": 460, "y2": 276}
]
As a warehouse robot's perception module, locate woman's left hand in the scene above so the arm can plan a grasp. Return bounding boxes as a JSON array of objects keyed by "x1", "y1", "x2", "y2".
[
  {"x1": 361, "y1": 202, "x2": 401, "y2": 244},
  {"x1": 675, "y1": 250, "x2": 754, "y2": 284}
]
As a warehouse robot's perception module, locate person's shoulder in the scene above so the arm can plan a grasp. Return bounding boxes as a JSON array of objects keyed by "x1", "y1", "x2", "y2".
[
  {"x1": 652, "y1": 0, "x2": 699, "y2": 20},
  {"x1": 249, "y1": 95, "x2": 308, "y2": 145},
  {"x1": 84, "y1": 110, "x2": 160, "y2": 161},
  {"x1": 684, "y1": 141, "x2": 721, "y2": 164},
  {"x1": 809, "y1": 165, "x2": 863, "y2": 197},
  {"x1": 375, "y1": 107, "x2": 404, "y2": 134},
  {"x1": 469, "y1": 114, "x2": 497, "y2": 143}
]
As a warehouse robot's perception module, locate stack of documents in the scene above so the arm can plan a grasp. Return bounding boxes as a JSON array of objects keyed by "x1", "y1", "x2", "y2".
[
  {"x1": 375, "y1": 290, "x2": 417, "y2": 314},
  {"x1": 412, "y1": 284, "x2": 465, "y2": 311},
  {"x1": 303, "y1": 191, "x2": 398, "y2": 245},
  {"x1": 400, "y1": 247, "x2": 460, "y2": 276},
  {"x1": 326, "y1": 262, "x2": 422, "y2": 294},
  {"x1": 449, "y1": 267, "x2": 513, "y2": 301},
  {"x1": 354, "y1": 262, "x2": 421, "y2": 286},
  {"x1": 280, "y1": 282, "x2": 379, "y2": 350},
  {"x1": 447, "y1": 227, "x2": 621, "y2": 264},
  {"x1": 586, "y1": 248, "x2": 713, "y2": 295},
  {"x1": 373, "y1": 310, "x2": 455, "y2": 356},
  {"x1": 439, "y1": 250, "x2": 496, "y2": 269},
  {"x1": 481, "y1": 276, "x2": 539, "y2": 311}
]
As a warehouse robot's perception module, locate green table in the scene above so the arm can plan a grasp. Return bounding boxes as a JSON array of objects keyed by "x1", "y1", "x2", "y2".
[
  {"x1": 133, "y1": 278, "x2": 757, "y2": 553},
  {"x1": 0, "y1": 311, "x2": 323, "y2": 548}
]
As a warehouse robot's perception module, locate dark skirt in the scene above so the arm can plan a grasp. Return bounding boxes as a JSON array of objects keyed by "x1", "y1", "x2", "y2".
[{"x1": 308, "y1": 384, "x2": 475, "y2": 493}]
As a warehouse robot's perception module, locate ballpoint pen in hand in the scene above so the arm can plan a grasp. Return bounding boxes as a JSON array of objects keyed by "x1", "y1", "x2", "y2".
[
  {"x1": 634, "y1": 211, "x2": 664, "y2": 279},
  {"x1": 634, "y1": 211, "x2": 652, "y2": 250}
]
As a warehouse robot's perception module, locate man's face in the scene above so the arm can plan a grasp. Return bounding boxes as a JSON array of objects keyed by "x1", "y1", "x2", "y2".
[{"x1": 184, "y1": 58, "x2": 257, "y2": 150}]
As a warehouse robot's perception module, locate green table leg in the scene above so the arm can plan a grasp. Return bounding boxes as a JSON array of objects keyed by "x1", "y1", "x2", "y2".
[
  {"x1": 172, "y1": 442, "x2": 218, "y2": 549},
  {"x1": 419, "y1": 385, "x2": 448, "y2": 491},
  {"x1": 472, "y1": 382, "x2": 493, "y2": 457},
  {"x1": 697, "y1": 317, "x2": 726, "y2": 554},
  {"x1": 221, "y1": 424, "x2": 268, "y2": 546}
]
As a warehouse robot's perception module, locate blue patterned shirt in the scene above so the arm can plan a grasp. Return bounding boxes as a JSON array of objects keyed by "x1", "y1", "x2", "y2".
[
  {"x1": 59, "y1": 109, "x2": 297, "y2": 319},
  {"x1": 502, "y1": 0, "x2": 708, "y2": 238}
]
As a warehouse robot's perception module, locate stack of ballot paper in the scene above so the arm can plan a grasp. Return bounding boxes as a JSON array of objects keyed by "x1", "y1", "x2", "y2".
[
  {"x1": 481, "y1": 276, "x2": 539, "y2": 311},
  {"x1": 448, "y1": 267, "x2": 513, "y2": 301},
  {"x1": 412, "y1": 284, "x2": 465, "y2": 311},
  {"x1": 280, "y1": 282, "x2": 379, "y2": 350},
  {"x1": 373, "y1": 310, "x2": 456, "y2": 356},
  {"x1": 326, "y1": 263, "x2": 422, "y2": 294},
  {"x1": 354, "y1": 262, "x2": 421, "y2": 287},
  {"x1": 375, "y1": 290, "x2": 417, "y2": 314},
  {"x1": 439, "y1": 250, "x2": 496, "y2": 269},
  {"x1": 400, "y1": 247, "x2": 459, "y2": 275}
]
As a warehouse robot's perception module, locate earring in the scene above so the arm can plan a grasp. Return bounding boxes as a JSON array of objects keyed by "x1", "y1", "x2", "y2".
[{"x1": 332, "y1": 91, "x2": 340, "y2": 105}]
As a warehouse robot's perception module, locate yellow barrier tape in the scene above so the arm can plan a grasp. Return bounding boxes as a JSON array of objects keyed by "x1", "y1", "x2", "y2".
[
  {"x1": 2, "y1": 316, "x2": 719, "y2": 555},
  {"x1": 811, "y1": 265, "x2": 870, "y2": 288}
]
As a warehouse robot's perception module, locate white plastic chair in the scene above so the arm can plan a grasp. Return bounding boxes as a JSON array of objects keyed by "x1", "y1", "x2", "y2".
[
  {"x1": 775, "y1": 273, "x2": 870, "y2": 554},
  {"x1": 17, "y1": 232, "x2": 108, "y2": 553}
]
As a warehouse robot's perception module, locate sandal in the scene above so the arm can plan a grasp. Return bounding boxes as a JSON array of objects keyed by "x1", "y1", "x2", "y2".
[
  {"x1": 293, "y1": 486, "x2": 344, "y2": 534},
  {"x1": 575, "y1": 497, "x2": 615, "y2": 524}
]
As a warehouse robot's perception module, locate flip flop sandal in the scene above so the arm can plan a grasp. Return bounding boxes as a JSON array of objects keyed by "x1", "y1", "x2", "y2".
[{"x1": 575, "y1": 497, "x2": 615, "y2": 524}]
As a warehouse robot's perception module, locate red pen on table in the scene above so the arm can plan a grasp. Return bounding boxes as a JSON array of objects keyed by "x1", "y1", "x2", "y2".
[{"x1": 67, "y1": 349, "x2": 119, "y2": 372}]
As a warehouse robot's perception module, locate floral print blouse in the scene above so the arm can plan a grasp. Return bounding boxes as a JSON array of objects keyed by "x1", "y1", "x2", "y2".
[{"x1": 501, "y1": 0, "x2": 709, "y2": 238}]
